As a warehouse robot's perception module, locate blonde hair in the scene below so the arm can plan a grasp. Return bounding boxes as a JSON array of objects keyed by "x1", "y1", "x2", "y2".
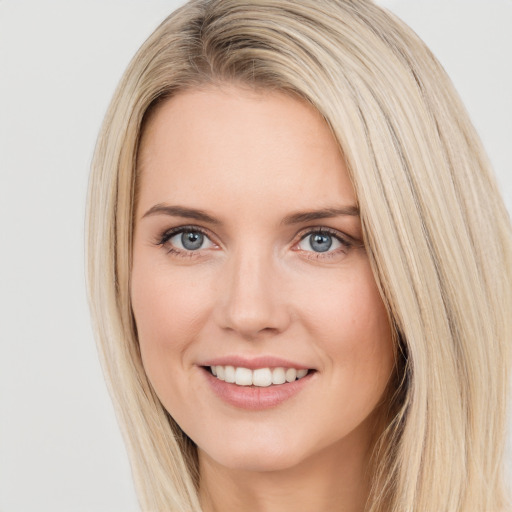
[{"x1": 86, "y1": 1, "x2": 512, "y2": 510}]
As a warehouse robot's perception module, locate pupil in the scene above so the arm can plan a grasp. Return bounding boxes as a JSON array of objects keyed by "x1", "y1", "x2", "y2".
[
  {"x1": 181, "y1": 231, "x2": 203, "y2": 250},
  {"x1": 311, "y1": 234, "x2": 332, "y2": 252}
]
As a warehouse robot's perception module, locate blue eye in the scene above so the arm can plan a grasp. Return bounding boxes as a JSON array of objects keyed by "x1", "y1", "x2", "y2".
[
  {"x1": 180, "y1": 231, "x2": 204, "y2": 250},
  {"x1": 165, "y1": 229, "x2": 215, "y2": 251},
  {"x1": 297, "y1": 231, "x2": 345, "y2": 253}
]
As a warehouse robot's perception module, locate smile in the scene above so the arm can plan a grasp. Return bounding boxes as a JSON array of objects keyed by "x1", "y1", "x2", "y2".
[
  {"x1": 210, "y1": 366, "x2": 309, "y2": 387},
  {"x1": 201, "y1": 360, "x2": 316, "y2": 410}
]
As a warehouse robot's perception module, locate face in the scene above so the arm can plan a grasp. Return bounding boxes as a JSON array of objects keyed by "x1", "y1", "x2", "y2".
[{"x1": 131, "y1": 85, "x2": 394, "y2": 473}]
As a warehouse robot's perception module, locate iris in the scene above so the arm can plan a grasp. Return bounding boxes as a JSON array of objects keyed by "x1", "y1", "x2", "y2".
[
  {"x1": 309, "y1": 233, "x2": 332, "y2": 252},
  {"x1": 181, "y1": 231, "x2": 204, "y2": 250}
]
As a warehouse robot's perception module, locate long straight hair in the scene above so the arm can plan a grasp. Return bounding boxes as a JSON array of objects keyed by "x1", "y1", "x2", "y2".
[{"x1": 86, "y1": 1, "x2": 512, "y2": 510}]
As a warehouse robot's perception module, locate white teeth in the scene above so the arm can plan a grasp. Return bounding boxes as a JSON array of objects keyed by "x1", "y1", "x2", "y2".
[
  {"x1": 272, "y1": 367, "x2": 286, "y2": 385},
  {"x1": 252, "y1": 368, "x2": 272, "y2": 387},
  {"x1": 224, "y1": 365, "x2": 236, "y2": 383},
  {"x1": 235, "y1": 367, "x2": 253, "y2": 386},
  {"x1": 297, "y1": 369, "x2": 308, "y2": 379},
  {"x1": 210, "y1": 365, "x2": 310, "y2": 386},
  {"x1": 285, "y1": 368, "x2": 297, "y2": 382}
]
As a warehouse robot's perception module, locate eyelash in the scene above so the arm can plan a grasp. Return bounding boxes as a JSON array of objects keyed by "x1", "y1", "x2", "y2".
[
  {"x1": 295, "y1": 227, "x2": 353, "y2": 260},
  {"x1": 155, "y1": 225, "x2": 213, "y2": 258},
  {"x1": 155, "y1": 225, "x2": 356, "y2": 259}
]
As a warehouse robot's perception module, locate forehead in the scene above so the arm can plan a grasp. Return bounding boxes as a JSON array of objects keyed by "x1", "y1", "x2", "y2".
[{"x1": 136, "y1": 85, "x2": 356, "y2": 220}]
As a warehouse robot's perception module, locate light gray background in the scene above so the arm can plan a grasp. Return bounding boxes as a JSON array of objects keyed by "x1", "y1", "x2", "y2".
[{"x1": 0, "y1": 1, "x2": 510, "y2": 511}]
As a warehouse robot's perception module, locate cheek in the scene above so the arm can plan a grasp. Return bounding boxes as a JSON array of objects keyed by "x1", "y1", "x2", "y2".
[
  {"x1": 132, "y1": 257, "x2": 210, "y2": 332},
  {"x1": 130, "y1": 258, "x2": 213, "y2": 382},
  {"x1": 298, "y1": 262, "x2": 394, "y2": 396},
  {"x1": 299, "y1": 262, "x2": 391, "y2": 341}
]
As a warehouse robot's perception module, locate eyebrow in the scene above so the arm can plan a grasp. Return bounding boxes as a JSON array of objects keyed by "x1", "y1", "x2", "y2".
[
  {"x1": 282, "y1": 206, "x2": 360, "y2": 225},
  {"x1": 141, "y1": 204, "x2": 220, "y2": 224},
  {"x1": 141, "y1": 203, "x2": 360, "y2": 225}
]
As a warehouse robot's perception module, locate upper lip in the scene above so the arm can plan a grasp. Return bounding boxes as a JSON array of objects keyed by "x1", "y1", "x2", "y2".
[{"x1": 199, "y1": 355, "x2": 313, "y2": 370}]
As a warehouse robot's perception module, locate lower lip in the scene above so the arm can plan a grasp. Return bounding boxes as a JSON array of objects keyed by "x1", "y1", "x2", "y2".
[{"x1": 201, "y1": 368, "x2": 315, "y2": 410}]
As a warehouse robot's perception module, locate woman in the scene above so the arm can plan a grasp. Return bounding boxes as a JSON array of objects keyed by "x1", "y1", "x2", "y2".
[{"x1": 86, "y1": 1, "x2": 512, "y2": 510}]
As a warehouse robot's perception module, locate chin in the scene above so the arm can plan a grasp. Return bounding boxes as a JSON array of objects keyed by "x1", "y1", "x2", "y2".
[
  {"x1": 205, "y1": 451, "x2": 304, "y2": 474},
  {"x1": 199, "y1": 432, "x2": 308, "y2": 473}
]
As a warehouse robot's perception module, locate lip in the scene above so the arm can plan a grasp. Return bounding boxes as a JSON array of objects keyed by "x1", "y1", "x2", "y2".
[
  {"x1": 199, "y1": 362, "x2": 316, "y2": 411},
  {"x1": 199, "y1": 355, "x2": 312, "y2": 371}
]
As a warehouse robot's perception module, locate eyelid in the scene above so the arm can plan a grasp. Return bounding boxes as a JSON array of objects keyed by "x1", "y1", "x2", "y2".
[
  {"x1": 155, "y1": 224, "x2": 219, "y2": 252},
  {"x1": 154, "y1": 224, "x2": 360, "y2": 257},
  {"x1": 295, "y1": 226, "x2": 354, "y2": 246},
  {"x1": 291, "y1": 226, "x2": 360, "y2": 260}
]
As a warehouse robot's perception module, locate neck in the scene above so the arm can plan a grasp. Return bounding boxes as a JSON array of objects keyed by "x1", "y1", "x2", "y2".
[{"x1": 198, "y1": 420, "x2": 375, "y2": 512}]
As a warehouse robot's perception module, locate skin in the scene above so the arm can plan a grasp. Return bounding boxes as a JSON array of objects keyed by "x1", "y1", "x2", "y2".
[{"x1": 131, "y1": 85, "x2": 395, "y2": 512}]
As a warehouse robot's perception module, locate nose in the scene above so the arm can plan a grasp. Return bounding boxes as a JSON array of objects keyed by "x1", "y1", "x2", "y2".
[{"x1": 214, "y1": 248, "x2": 292, "y2": 340}]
